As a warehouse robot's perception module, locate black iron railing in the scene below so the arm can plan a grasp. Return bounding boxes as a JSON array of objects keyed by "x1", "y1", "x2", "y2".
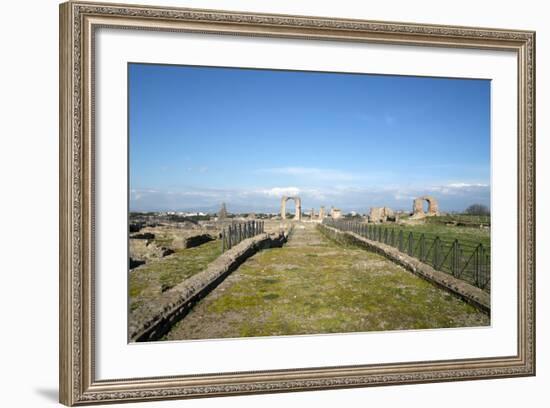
[
  {"x1": 221, "y1": 221, "x2": 265, "y2": 252},
  {"x1": 323, "y1": 219, "x2": 490, "y2": 292}
]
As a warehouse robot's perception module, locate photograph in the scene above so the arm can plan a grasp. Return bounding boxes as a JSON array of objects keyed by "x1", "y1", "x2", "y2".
[
  {"x1": 127, "y1": 63, "x2": 492, "y2": 342},
  {"x1": 55, "y1": 1, "x2": 536, "y2": 405}
]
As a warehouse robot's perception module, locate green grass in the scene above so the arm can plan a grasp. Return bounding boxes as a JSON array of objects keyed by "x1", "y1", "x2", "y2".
[
  {"x1": 129, "y1": 239, "x2": 222, "y2": 311},
  {"x1": 383, "y1": 222, "x2": 490, "y2": 248},
  {"x1": 165, "y1": 225, "x2": 489, "y2": 340},
  {"x1": 325, "y1": 221, "x2": 491, "y2": 292},
  {"x1": 426, "y1": 214, "x2": 490, "y2": 227}
]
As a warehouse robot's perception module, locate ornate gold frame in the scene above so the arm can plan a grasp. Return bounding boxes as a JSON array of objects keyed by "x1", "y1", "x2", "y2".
[{"x1": 59, "y1": 1, "x2": 536, "y2": 405}]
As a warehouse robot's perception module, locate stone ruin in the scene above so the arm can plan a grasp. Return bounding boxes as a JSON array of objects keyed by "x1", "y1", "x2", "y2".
[
  {"x1": 278, "y1": 198, "x2": 342, "y2": 222},
  {"x1": 369, "y1": 207, "x2": 395, "y2": 223},
  {"x1": 411, "y1": 195, "x2": 440, "y2": 218},
  {"x1": 281, "y1": 196, "x2": 302, "y2": 221},
  {"x1": 330, "y1": 207, "x2": 343, "y2": 219}
]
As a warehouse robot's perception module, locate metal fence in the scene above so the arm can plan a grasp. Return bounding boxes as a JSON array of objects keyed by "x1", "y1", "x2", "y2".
[
  {"x1": 323, "y1": 219, "x2": 490, "y2": 292},
  {"x1": 221, "y1": 221, "x2": 265, "y2": 252}
]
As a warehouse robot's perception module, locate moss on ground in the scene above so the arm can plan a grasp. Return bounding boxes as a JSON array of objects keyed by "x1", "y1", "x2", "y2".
[
  {"x1": 129, "y1": 239, "x2": 221, "y2": 311},
  {"x1": 164, "y1": 225, "x2": 489, "y2": 340}
]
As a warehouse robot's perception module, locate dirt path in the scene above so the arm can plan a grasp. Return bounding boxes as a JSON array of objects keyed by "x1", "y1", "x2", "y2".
[{"x1": 164, "y1": 223, "x2": 489, "y2": 341}]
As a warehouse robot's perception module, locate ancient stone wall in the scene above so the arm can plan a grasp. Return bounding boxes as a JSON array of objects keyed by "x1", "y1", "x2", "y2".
[
  {"x1": 369, "y1": 207, "x2": 395, "y2": 223},
  {"x1": 318, "y1": 224, "x2": 490, "y2": 313},
  {"x1": 184, "y1": 234, "x2": 214, "y2": 249},
  {"x1": 129, "y1": 231, "x2": 290, "y2": 342},
  {"x1": 412, "y1": 196, "x2": 440, "y2": 218}
]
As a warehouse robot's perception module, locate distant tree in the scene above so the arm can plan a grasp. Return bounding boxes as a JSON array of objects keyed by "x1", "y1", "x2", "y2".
[{"x1": 464, "y1": 204, "x2": 490, "y2": 216}]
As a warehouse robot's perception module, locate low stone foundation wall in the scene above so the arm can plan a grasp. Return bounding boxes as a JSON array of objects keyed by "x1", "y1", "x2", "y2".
[
  {"x1": 183, "y1": 233, "x2": 214, "y2": 249},
  {"x1": 130, "y1": 231, "x2": 289, "y2": 342},
  {"x1": 318, "y1": 225, "x2": 490, "y2": 314}
]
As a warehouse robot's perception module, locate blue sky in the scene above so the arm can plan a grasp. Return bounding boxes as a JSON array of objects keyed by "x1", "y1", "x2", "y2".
[{"x1": 129, "y1": 63, "x2": 490, "y2": 213}]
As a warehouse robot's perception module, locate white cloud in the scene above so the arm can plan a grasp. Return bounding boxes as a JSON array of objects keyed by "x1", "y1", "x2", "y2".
[
  {"x1": 431, "y1": 182, "x2": 489, "y2": 195},
  {"x1": 129, "y1": 181, "x2": 490, "y2": 213},
  {"x1": 446, "y1": 182, "x2": 488, "y2": 188},
  {"x1": 258, "y1": 187, "x2": 301, "y2": 197}
]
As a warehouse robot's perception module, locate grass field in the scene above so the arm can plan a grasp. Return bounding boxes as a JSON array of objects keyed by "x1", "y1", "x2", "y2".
[
  {"x1": 129, "y1": 239, "x2": 222, "y2": 312},
  {"x1": 386, "y1": 220, "x2": 490, "y2": 247},
  {"x1": 426, "y1": 214, "x2": 490, "y2": 227}
]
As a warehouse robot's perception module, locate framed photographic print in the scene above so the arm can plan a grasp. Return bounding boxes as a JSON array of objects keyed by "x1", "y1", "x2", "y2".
[{"x1": 59, "y1": 1, "x2": 536, "y2": 405}]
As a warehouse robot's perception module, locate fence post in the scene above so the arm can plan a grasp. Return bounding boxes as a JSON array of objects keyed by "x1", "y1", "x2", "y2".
[
  {"x1": 398, "y1": 230, "x2": 403, "y2": 251},
  {"x1": 433, "y1": 237, "x2": 440, "y2": 270},
  {"x1": 474, "y1": 243, "x2": 484, "y2": 288},
  {"x1": 451, "y1": 239, "x2": 459, "y2": 277},
  {"x1": 408, "y1": 232, "x2": 414, "y2": 256},
  {"x1": 419, "y1": 234, "x2": 425, "y2": 261},
  {"x1": 483, "y1": 246, "x2": 489, "y2": 289}
]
